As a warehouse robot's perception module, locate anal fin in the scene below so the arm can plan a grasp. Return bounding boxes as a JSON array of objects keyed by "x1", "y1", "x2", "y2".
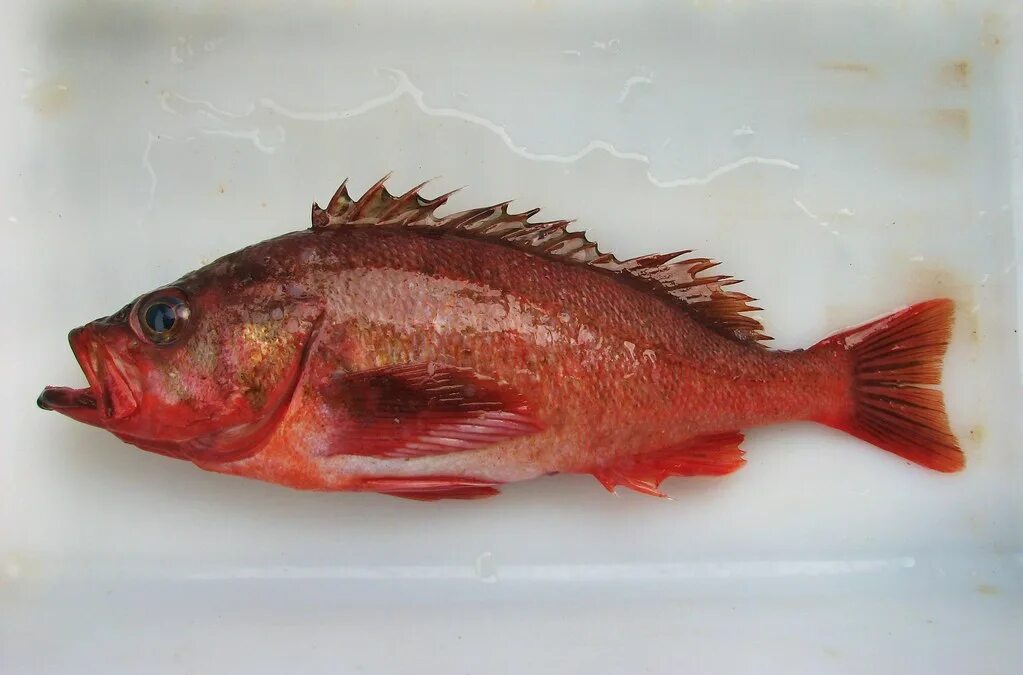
[
  {"x1": 592, "y1": 432, "x2": 746, "y2": 497},
  {"x1": 357, "y1": 476, "x2": 501, "y2": 501}
]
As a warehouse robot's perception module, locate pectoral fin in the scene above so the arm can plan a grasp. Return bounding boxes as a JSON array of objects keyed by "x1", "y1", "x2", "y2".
[{"x1": 319, "y1": 362, "x2": 542, "y2": 459}]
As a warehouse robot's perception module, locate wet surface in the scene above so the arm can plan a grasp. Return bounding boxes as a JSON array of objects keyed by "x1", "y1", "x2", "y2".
[{"x1": 1, "y1": 0, "x2": 1021, "y2": 672}]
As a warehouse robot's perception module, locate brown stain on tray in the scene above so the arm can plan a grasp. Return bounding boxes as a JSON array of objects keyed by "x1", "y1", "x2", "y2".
[
  {"x1": 923, "y1": 108, "x2": 970, "y2": 139},
  {"x1": 809, "y1": 108, "x2": 896, "y2": 132},
  {"x1": 940, "y1": 61, "x2": 971, "y2": 88},
  {"x1": 821, "y1": 62, "x2": 877, "y2": 77},
  {"x1": 25, "y1": 81, "x2": 72, "y2": 116},
  {"x1": 894, "y1": 155, "x2": 956, "y2": 176},
  {"x1": 809, "y1": 106, "x2": 971, "y2": 141},
  {"x1": 908, "y1": 265, "x2": 975, "y2": 314},
  {"x1": 828, "y1": 262, "x2": 977, "y2": 340},
  {"x1": 981, "y1": 13, "x2": 1003, "y2": 51}
]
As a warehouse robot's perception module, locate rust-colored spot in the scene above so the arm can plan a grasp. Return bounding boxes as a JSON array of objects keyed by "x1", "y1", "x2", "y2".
[
  {"x1": 218, "y1": 184, "x2": 226, "y2": 194},
  {"x1": 968, "y1": 425, "x2": 985, "y2": 444},
  {"x1": 940, "y1": 61, "x2": 971, "y2": 88},
  {"x1": 924, "y1": 108, "x2": 970, "y2": 139}
]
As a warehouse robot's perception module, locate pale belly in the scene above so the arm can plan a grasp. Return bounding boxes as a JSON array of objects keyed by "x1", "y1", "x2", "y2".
[{"x1": 201, "y1": 422, "x2": 588, "y2": 489}]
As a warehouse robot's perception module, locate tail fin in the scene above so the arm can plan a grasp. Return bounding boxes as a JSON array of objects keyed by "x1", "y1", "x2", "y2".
[{"x1": 814, "y1": 299, "x2": 963, "y2": 472}]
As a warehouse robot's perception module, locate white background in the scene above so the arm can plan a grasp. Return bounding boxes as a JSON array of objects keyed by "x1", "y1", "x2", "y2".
[{"x1": 1, "y1": 1, "x2": 1021, "y2": 673}]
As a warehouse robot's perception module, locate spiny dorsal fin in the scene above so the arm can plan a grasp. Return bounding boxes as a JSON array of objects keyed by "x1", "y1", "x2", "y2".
[
  {"x1": 312, "y1": 174, "x2": 458, "y2": 230},
  {"x1": 311, "y1": 176, "x2": 769, "y2": 344}
]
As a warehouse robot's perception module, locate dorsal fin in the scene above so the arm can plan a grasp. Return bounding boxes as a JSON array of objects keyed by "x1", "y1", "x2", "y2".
[
  {"x1": 312, "y1": 174, "x2": 458, "y2": 229},
  {"x1": 311, "y1": 176, "x2": 769, "y2": 344}
]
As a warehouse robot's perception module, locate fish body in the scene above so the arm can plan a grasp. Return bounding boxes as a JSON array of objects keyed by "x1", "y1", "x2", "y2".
[{"x1": 39, "y1": 177, "x2": 962, "y2": 499}]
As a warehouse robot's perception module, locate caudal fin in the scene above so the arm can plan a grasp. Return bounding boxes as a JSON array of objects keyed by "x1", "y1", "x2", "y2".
[{"x1": 814, "y1": 299, "x2": 963, "y2": 472}]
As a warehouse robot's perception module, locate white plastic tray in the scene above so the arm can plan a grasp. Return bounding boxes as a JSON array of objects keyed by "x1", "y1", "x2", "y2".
[{"x1": 2, "y1": 1, "x2": 1020, "y2": 673}]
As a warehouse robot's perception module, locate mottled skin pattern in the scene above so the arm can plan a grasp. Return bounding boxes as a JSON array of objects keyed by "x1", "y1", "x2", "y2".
[{"x1": 46, "y1": 223, "x2": 849, "y2": 492}]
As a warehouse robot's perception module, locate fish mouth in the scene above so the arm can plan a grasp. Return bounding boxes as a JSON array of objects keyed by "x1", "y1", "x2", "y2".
[
  {"x1": 38, "y1": 327, "x2": 138, "y2": 423},
  {"x1": 37, "y1": 385, "x2": 98, "y2": 411}
]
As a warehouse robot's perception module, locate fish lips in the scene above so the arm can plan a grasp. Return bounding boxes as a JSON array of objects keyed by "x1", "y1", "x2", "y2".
[{"x1": 38, "y1": 327, "x2": 139, "y2": 424}]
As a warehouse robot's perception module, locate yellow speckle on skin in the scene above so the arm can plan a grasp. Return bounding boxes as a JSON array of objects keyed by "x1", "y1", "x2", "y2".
[
  {"x1": 242, "y1": 321, "x2": 289, "y2": 367},
  {"x1": 976, "y1": 584, "x2": 999, "y2": 596},
  {"x1": 164, "y1": 368, "x2": 190, "y2": 401},
  {"x1": 188, "y1": 329, "x2": 219, "y2": 373},
  {"x1": 238, "y1": 319, "x2": 295, "y2": 409}
]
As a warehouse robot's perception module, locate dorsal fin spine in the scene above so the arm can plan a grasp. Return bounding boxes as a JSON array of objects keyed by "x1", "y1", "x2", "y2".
[
  {"x1": 326, "y1": 179, "x2": 351, "y2": 213},
  {"x1": 311, "y1": 176, "x2": 770, "y2": 344}
]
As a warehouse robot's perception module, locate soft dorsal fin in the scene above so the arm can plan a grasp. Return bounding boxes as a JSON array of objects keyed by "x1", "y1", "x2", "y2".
[{"x1": 311, "y1": 176, "x2": 769, "y2": 344}]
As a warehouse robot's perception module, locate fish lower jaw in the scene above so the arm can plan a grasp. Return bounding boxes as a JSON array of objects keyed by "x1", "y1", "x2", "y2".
[{"x1": 37, "y1": 385, "x2": 98, "y2": 411}]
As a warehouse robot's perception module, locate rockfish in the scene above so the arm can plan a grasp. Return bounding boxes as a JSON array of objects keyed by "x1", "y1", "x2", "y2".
[{"x1": 38, "y1": 177, "x2": 963, "y2": 500}]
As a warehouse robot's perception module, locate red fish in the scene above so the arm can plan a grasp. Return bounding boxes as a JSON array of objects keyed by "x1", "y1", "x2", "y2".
[{"x1": 39, "y1": 176, "x2": 962, "y2": 500}]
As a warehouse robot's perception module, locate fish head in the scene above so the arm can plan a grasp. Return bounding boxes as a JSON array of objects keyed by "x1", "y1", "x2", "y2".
[{"x1": 39, "y1": 261, "x2": 323, "y2": 463}]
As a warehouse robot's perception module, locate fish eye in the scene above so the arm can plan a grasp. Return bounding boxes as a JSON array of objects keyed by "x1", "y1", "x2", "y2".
[
  {"x1": 146, "y1": 302, "x2": 177, "y2": 332},
  {"x1": 136, "y1": 291, "x2": 190, "y2": 344}
]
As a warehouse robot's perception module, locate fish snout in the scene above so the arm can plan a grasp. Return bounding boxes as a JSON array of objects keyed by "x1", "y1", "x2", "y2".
[{"x1": 68, "y1": 325, "x2": 140, "y2": 421}]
